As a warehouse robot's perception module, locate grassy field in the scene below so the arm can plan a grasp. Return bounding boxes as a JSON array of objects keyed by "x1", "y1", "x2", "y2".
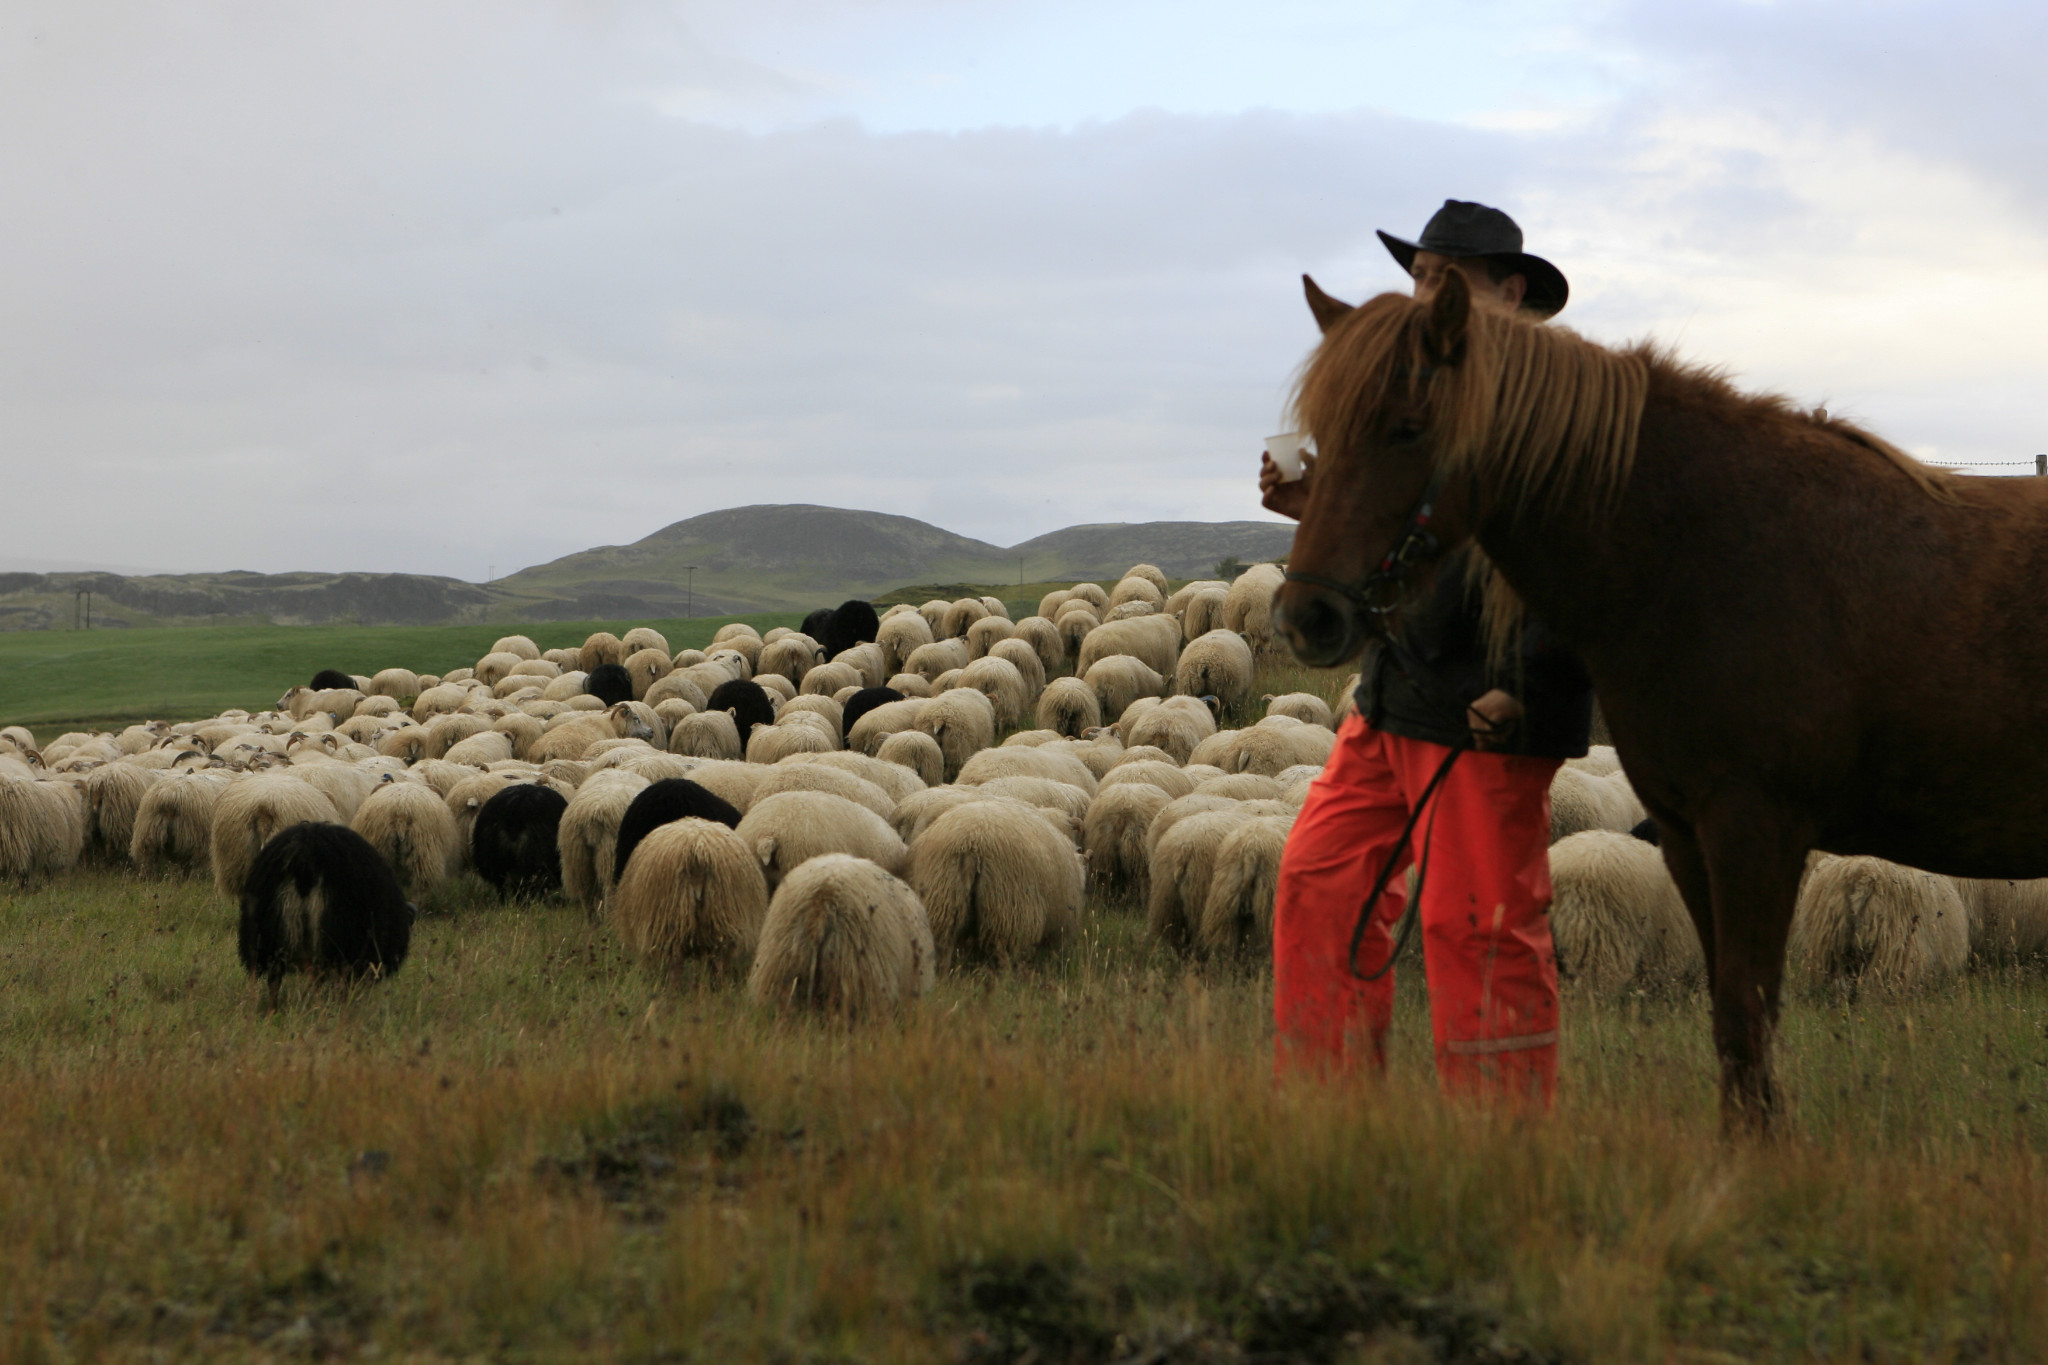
[
  {"x1": 0, "y1": 613, "x2": 805, "y2": 735},
  {"x1": 10, "y1": 651, "x2": 2048, "y2": 1359}
]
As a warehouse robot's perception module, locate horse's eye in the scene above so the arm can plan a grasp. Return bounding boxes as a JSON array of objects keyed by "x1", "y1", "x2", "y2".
[{"x1": 1388, "y1": 421, "x2": 1424, "y2": 445}]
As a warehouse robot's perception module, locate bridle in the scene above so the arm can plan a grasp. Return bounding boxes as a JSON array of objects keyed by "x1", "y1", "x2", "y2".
[{"x1": 1281, "y1": 470, "x2": 1445, "y2": 631}]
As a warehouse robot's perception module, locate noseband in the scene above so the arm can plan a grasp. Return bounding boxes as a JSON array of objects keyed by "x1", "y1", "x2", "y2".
[{"x1": 1282, "y1": 471, "x2": 1445, "y2": 627}]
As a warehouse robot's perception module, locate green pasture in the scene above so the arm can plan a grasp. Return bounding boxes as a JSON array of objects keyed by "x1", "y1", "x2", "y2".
[{"x1": 0, "y1": 613, "x2": 806, "y2": 734}]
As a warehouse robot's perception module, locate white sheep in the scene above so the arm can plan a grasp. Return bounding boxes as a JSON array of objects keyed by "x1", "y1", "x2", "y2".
[
  {"x1": 959, "y1": 655, "x2": 1031, "y2": 730},
  {"x1": 80, "y1": 762, "x2": 163, "y2": 863},
  {"x1": 748, "y1": 762, "x2": 896, "y2": 821},
  {"x1": 1196, "y1": 814, "x2": 1296, "y2": 958},
  {"x1": 1174, "y1": 629, "x2": 1256, "y2": 709},
  {"x1": 785, "y1": 749, "x2": 928, "y2": 804},
  {"x1": 849, "y1": 699, "x2": 929, "y2": 756},
  {"x1": 877, "y1": 611, "x2": 935, "y2": 675},
  {"x1": 747, "y1": 854, "x2": 934, "y2": 1018},
  {"x1": 612, "y1": 818, "x2": 769, "y2": 974},
  {"x1": 0, "y1": 774, "x2": 85, "y2": 883},
  {"x1": 671, "y1": 711, "x2": 743, "y2": 761},
  {"x1": 1056, "y1": 609, "x2": 1099, "y2": 664},
  {"x1": 1010, "y1": 617, "x2": 1066, "y2": 680},
  {"x1": 736, "y1": 790, "x2": 908, "y2": 891},
  {"x1": 908, "y1": 800, "x2": 1083, "y2": 964},
  {"x1": 986, "y1": 638, "x2": 1048, "y2": 702},
  {"x1": 1083, "y1": 781, "x2": 1173, "y2": 896},
  {"x1": 914, "y1": 688, "x2": 997, "y2": 782},
  {"x1": 210, "y1": 775, "x2": 341, "y2": 898},
  {"x1": 1955, "y1": 878, "x2": 2048, "y2": 963},
  {"x1": 1221, "y1": 563, "x2": 1287, "y2": 651},
  {"x1": 351, "y1": 779, "x2": 460, "y2": 899},
  {"x1": 1125, "y1": 695, "x2": 1216, "y2": 766},
  {"x1": 876, "y1": 730, "x2": 946, "y2": 789},
  {"x1": 1181, "y1": 588, "x2": 1231, "y2": 640},
  {"x1": 1035, "y1": 677, "x2": 1102, "y2": 738},
  {"x1": 746, "y1": 719, "x2": 838, "y2": 765},
  {"x1": 491, "y1": 634, "x2": 541, "y2": 661},
  {"x1": 1264, "y1": 692, "x2": 1336, "y2": 729},
  {"x1": 1098, "y1": 760, "x2": 1198, "y2": 800},
  {"x1": 800, "y1": 661, "x2": 865, "y2": 697},
  {"x1": 1546, "y1": 831, "x2": 1703, "y2": 996},
  {"x1": 130, "y1": 770, "x2": 233, "y2": 876},
  {"x1": 1789, "y1": 855, "x2": 1970, "y2": 993},
  {"x1": 941, "y1": 598, "x2": 990, "y2": 639},
  {"x1": 966, "y1": 615, "x2": 1017, "y2": 659},
  {"x1": 559, "y1": 770, "x2": 651, "y2": 916},
  {"x1": 1549, "y1": 766, "x2": 1641, "y2": 842},
  {"x1": 1076, "y1": 615, "x2": 1181, "y2": 679},
  {"x1": 903, "y1": 638, "x2": 972, "y2": 682},
  {"x1": 1147, "y1": 807, "x2": 1251, "y2": 951},
  {"x1": 1085, "y1": 655, "x2": 1166, "y2": 724},
  {"x1": 956, "y1": 745, "x2": 1098, "y2": 797}
]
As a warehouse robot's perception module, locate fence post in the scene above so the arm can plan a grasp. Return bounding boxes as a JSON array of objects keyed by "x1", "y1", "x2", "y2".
[{"x1": 2037, "y1": 454, "x2": 2045, "y2": 477}]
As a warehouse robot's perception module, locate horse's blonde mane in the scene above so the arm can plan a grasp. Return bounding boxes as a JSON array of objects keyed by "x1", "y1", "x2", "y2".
[{"x1": 1289, "y1": 291, "x2": 1969, "y2": 663}]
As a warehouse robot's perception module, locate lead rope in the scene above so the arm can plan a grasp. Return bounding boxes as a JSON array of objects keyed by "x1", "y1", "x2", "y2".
[{"x1": 1348, "y1": 734, "x2": 1470, "y2": 981}]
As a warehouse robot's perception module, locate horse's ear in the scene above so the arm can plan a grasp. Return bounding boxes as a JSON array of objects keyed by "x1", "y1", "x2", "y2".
[
  {"x1": 1422, "y1": 267, "x2": 1470, "y2": 367},
  {"x1": 1303, "y1": 275, "x2": 1353, "y2": 334}
]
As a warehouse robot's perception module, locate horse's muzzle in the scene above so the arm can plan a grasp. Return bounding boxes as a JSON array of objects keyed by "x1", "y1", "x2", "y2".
[{"x1": 1274, "y1": 581, "x2": 1358, "y2": 668}]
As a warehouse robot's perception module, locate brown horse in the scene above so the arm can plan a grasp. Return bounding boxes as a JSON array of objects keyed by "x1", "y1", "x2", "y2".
[{"x1": 1276, "y1": 269, "x2": 2048, "y2": 1127}]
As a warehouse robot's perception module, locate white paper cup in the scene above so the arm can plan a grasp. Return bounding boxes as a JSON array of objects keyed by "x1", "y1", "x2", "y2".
[{"x1": 1265, "y1": 432, "x2": 1309, "y2": 482}]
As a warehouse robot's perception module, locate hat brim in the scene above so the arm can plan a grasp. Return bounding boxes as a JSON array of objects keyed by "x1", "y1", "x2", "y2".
[{"x1": 1376, "y1": 229, "x2": 1569, "y2": 319}]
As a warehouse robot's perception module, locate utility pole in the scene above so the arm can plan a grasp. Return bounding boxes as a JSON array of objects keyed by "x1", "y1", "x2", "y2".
[
  {"x1": 686, "y1": 566, "x2": 697, "y2": 619},
  {"x1": 2036, "y1": 454, "x2": 2045, "y2": 477},
  {"x1": 85, "y1": 590, "x2": 91, "y2": 629}
]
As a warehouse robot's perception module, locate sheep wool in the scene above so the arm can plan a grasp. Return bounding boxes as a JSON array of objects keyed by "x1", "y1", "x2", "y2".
[
  {"x1": 558, "y1": 771, "x2": 651, "y2": 916},
  {"x1": 1098, "y1": 760, "x2": 1198, "y2": 800},
  {"x1": 849, "y1": 699, "x2": 929, "y2": 756},
  {"x1": 1084, "y1": 655, "x2": 1166, "y2": 724},
  {"x1": 1790, "y1": 855, "x2": 1970, "y2": 992},
  {"x1": 443, "y1": 730, "x2": 516, "y2": 768},
  {"x1": 1173, "y1": 629, "x2": 1256, "y2": 709},
  {"x1": 877, "y1": 611, "x2": 936, "y2": 675},
  {"x1": 645, "y1": 672, "x2": 709, "y2": 712},
  {"x1": 471, "y1": 782, "x2": 569, "y2": 901},
  {"x1": 736, "y1": 790, "x2": 908, "y2": 891},
  {"x1": 956, "y1": 745, "x2": 1098, "y2": 798},
  {"x1": 130, "y1": 771, "x2": 233, "y2": 875},
  {"x1": 1221, "y1": 563, "x2": 1287, "y2": 650},
  {"x1": 959, "y1": 655, "x2": 1031, "y2": 730},
  {"x1": 748, "y1": 855, "x2": 935, "y2": 1019},
  {"x1": 579, "y1": 632, "x2": 628, "y2": 672},
  {"x1": 611, "y1": 818, "x2": 768, "y2": 974},
  {"x1": 1035, "y1": 677, "x2": 1102, "y2": 738},
  {"x1": 1546, "y1": 831, "x2": 1703, "y2": 997},
  {"x1": 1955, "y1": 878, "x2": 2048, "y2": 963},
  {"x1": 1083, "y1": 780, "x2": 1173, "y2": 896},
  {"x1": 941, "y1": 598, "x2": 990, "y2": 639},
  {"x1": 1264, "y1": 692, "x2": 1336, "y2": 729},
  {"x1": 1125, "y1": 696, "x2": 1217, "y2": 766},
  {"x1": 1181, "y1": 587, "x2": 1231, "y2": 641},
  {"x1": 0, "y1": 774, "x2": 85, "y2": 883},
  {"x1": 81, "y1": 762, "x2": 164, "y2": 863},
  {"x1": 908, "y1": 801, "x2": 1083, "y2": 965},
  {"x1": 1147, "y1": 808, "x2": 1251, "y2": 952},
  {"x1": 1549, "y1": 765, "x2": 1640, "y2": 842},
  {"x1": 211, "y1": 775, "x2": 342, "y2": 899},
  {"x1": 1146, "y1": 793, "x2": 1243, "y2": 861},
  {"x1": 351, "y1": 779, "x2": 460, "y2": 899},
  {"x1": 238, "y1": 822, "x2": 414, "y2": 1003},
  {"x1": 876, "y1": 730, "x2": 946, "y2": 789},
  {"x1": 914, "y1": 688, "x2": 997, "y2": 782},
  {"x1": 748, "y1": 763, "x2": 896, "y2": 821},
  {"x1": 491, "y1": 635, "x2": 542, "y2": 661},
  {"x1": 903, "y1": 638, "x2": 972, "y2": 683},
  {"x1": 1196, "y1": 814, "x2": 1295, "y2": 958},
  {"x1": 286, "y1": 761, "x2": 378, "y2": 825},
  {"x1": 1076, "y1": 615, "x2": 1182, "y2": 679},
  {"x1": 1009, "y1": 616, "x2": 1065, "y2": 680},
  {"x1": 622, "y1": 648, "x2": 673, "y2": 699},
  {"x1": 1108, "y1": 576, "x2": 1165, "y2": 612},
  {"x1": 832, "y1": 642, "x2": 888, "y2": 691},
  {"x1": 966, "y1": 615, "x2": 1017, "y2": 660},
  {"x1": 972, "y1": 775, "x2": 1091, "y2": 828},
  {"x1": 984, "y1": 637, "x2": 1047, "y2": 700},
  {"x1": 671, "y1": 710, "x2": 743, "y2": 761},
  {"x1": 1196, "y1": 773, "x2": 1283, "y2": 801},
  {"x1": 1567, "y1": 745, "x2": 1623, "y2": 778},
  {"x1": 746, "y1": 719, "x2": 836, "y2": 766},
  {"x1": 886, "y1": 672, "x2": 934, "y2": 698},
  {"x1": 784, "y1": 750, "x2": 928, "y2": 803}
]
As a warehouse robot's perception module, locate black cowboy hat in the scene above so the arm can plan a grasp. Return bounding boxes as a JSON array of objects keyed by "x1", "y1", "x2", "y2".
[{"x1": 1377, "y1": 199, "x2": 1569, "y2": 318}]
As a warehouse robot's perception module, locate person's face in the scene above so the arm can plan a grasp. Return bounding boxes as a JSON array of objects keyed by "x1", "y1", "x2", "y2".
[{"x1": 1409, "y1": 250, "x2": 1527, "y2": 315}]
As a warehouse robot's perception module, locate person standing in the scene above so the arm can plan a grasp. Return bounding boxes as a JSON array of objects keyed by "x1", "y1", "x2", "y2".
[{"x1": 1260, "y1": 200, "x2": 1593, "y2": 1108}]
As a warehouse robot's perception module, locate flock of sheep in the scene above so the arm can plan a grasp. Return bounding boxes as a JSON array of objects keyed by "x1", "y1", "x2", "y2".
[{"x1": 1, "y1": 558, "x2": 2042, "y2": 1013}]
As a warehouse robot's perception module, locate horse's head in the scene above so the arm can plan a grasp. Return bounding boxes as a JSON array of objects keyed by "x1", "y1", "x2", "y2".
[{"x1": 1275, "y1": 270, "x2": 1485, "y2": 667}]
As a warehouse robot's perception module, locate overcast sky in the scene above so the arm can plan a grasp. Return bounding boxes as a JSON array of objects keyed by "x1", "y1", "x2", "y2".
[{"x1": 1, "y1": 0, "x2": 2041, "y2": 579}]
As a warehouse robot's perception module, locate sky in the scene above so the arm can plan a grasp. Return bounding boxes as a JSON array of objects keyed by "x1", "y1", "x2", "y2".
[{"x1": 0, "y1": 0, "x2": 2042, "y2": 579}]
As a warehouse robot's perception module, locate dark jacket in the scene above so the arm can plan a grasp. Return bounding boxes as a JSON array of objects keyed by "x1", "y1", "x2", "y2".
[{"x1": 1355, "y1": 561, "x2": 1593, "y2": 759}]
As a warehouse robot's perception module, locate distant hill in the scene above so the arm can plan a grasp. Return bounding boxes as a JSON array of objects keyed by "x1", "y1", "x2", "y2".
[{"x1": 0, "y1": 505, "x2": 1296, "y2": 630}]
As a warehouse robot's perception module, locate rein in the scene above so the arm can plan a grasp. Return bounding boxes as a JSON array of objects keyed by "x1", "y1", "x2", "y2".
[{"x1": 1282, "y1": 472, "x2": 1445, "y2": 623}]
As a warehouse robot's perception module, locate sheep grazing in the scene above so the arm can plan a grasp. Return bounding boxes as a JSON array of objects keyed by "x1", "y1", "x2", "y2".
[
  {"x1": 840, "y1": 686, "x2": 904, "y2": 743},
  {"x1": 1148, "y1": 808, "x2": 1251, "y2": 952},
  {"x1": 236, "y1": 822, "x2": 413, "y2": 1005},
  {"x1": 1099, "y1": 759, "x2": 1198, "y2": 799},
  {"x1": 800, "y1": 660, "x2": 865, "y2": 697},
  {"x1": 130, "y1": 770, "x2": 232, "y2": 876},
  {"x1": 1789, "y1": 855, "x2": 1970, "y2": 993},
  {"x1": 706, "y1": 678, "x2": 777, "y2": 737},
  {"x1": 1056, "y1": 610, "x2": 1099, "y2": 663},
  {"x1": 310, "y1": 668, "x2": 356, "y2": 692},
  {"x1": 757, "y1": 635, "x2": 822, "y2": 684},
  {"x1": 579, "y1": 632, "x2": 628, "y2": 672},
  {"x1": 966, "y1": 614, "x2": 1017, "y2": 660},
  {"x1": 876, "y1": 611, "x2": 935, "y2": 675},
  {"x1": 491, "y1": 634, "x2": 541, "y2": 661},
  {"x1": 747, "y1": 719, "x2": 836, "y2": 765},
  {"x1": 986, "y1": 637, "x2": 1047, "y2": 701},
  {"x1": 1108, "y1": 576, "x2": 1164, "y2": 612},
  {"x1": 1545, "y1": 831, "x2": 1703, "y2": 997},
  {"x1": 974, "y1": 776, "x2": 1091, "y2": 830},
  {"x1": 1182, "y1": 587, "x2": 1230, "y2": 639},
  {"x1": 1955, "y1": 878, "x2": 2048, "y2": 963},
  {"x1": 749, "y1": 763, "x2": 895, "y2": 822},
  {"x1": 670, "y1": 710, "x2": 743, "y2": 762},
  {"x1": 621, "y1": 648, "x2": 673, "y2": 699},
  {"x1": 367, "y1": 667, "x2": 421, "y2": 699},
  {"x1": 957, "y1": 744, "x2": 1098, "y2": 797},
  {"x1": 959, "y1": 655, "x2": 1030, "y2": 730},
  {"x1": 1264, "y1": 692, "x2": 1336, "y2": 730},
  {"x1": 1221, "y1": 563, "x2": 1287, "y2": 650},
  {"x1": 211, "y1": 776, "x2": 342, "y2": 899},
  {"x1": 645, "y1": 674, "x2": 709, "y2": 715},
  {"x1": 941, "y1": 598, "x2": 990, "y2": 639},
  {"x1": 1085, "y1": 655, "x2": 1166, "y2": 724},
  {"x1": 914, "y1": 688, "x2": 997, "y2": 782},
  {"x1": 876, "y1": 730, "x2": 945, "y2": 788},
  {"x1": 584, "y1": 662, "x2": 635, "y2": 707},
  {"x1": 1196, "y1": 814, "x2": 1295, "y2": 958},
  {"x1": 736, "y1": 789, "x2": 908, "y2": 891},
  {"x1": 443, "y1": 730, "x2": 516, "y2": 768},
  {"x1": 849, "y1": 699, "x2": 928, "y2": 756},
  {"x1": 903, "y1": 638, "x2": 972, "y2": 682},
  {"x1": 610, "y1": 778, "x2": 749, "y2": 888},
  {"x1": 611, "y1": 819, "x2": 769, "y2": 974},
  {"x1": 1033, "y1": 676, "x2": 1101, "y2": 738},
  {"x1": 81, "y1": 762, "x2": 163, "y2": 863},
  {"x1": 1125, "y1": 695, "x2": 1217, "y2": 766},
  {"x1": 474, "y1": 652, "x2": 526, "y2": 688},
  {"x1": 0, "y1": 774, "x2": 85, "y2": 883},
  {"x1": 748, "y1": 854, "x2": 934, "y2": 1018},
  {"x1": 472, "y1": 782, "x2": 570, "y2": 901},
  {"x1": 822, "y1": 599, "x2": 882, "y2": 658},
  {"x1": 1549, "y1": 766, "x2": 1642, "y2": 842},
  {"x1": 1083, "y1": 781, "x2": 1173, "y2": 896},
  {"x1": 350, "y1": 779, "x2": 459, "y2": 899},
  {"x1": 559, "y1": 771, "x2": 650, "y2": 917},
  {"x1": 1201, "y1": 719, "x2": 1337, "y2": 777},
  {"x1": 909, "y1": 800, "x2": 1084, "y2": 965},
  {"x1": 1076, "y1": 615, "x2": 1182, "y2": 679}
]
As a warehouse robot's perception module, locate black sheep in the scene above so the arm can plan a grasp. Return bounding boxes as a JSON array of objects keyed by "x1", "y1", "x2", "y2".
[
  {"x1": 801, "y1": 607, "x2": 837, "y2": 642},
  {"x1": 472, "y1": 782, "x2": 568, "y2": 900},
  {"x1": 705, "y1": 678, "x2": 776, "y2": 740},
  {"x1": 822, "y1": 599, "x2": 881, "y2": 659},
  {"x1": 611, "y1": 779, "x2": 744, "y2": 885},
  {"x1": 585, "y1": 661, "x2": 635, "y2": 707},
  {"x1": 238, "y1": 822, "x2": 415, "y2": 1007},
  {"x1": 840, "y1": 685, "x2": 904, "y2": 742},
  {"x1": 1630, "y1": 817, "x2": 1661, "y2": 845},
  {"x1": 310, "y1": 668, "x2": 356, "y2": 691}
]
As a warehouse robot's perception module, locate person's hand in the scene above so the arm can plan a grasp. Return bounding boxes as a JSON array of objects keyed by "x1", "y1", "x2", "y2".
[
  {"x1": 1259, "y1": 450, "x2": 1317, "y2": 521},
  {"x1": 1467, "y1": 688, "x2": 1524, "y2": 749}
]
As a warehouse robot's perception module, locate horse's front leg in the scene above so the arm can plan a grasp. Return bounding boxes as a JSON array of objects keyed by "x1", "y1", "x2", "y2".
[
  {"x1": 1651, "y1": 808, "x2": 1715, "y2": 991},
  {"x1": 1696, "y1": 800, "x2": 1811, "y2": 1134}
]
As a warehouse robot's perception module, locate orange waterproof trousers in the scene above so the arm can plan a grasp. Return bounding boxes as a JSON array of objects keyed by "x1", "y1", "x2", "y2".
[{"x1": 1273, "y1": 715, "x2": 1561, "y2": 1107}]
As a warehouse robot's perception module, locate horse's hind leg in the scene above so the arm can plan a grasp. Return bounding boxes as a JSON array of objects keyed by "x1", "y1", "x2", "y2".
[
  {"x1": 1697, "y1": 805, "x2": 1810, "y2": 1134},
  {"x1": 1653, "y1": 811, "x2": 1715, "y2": 989}
]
